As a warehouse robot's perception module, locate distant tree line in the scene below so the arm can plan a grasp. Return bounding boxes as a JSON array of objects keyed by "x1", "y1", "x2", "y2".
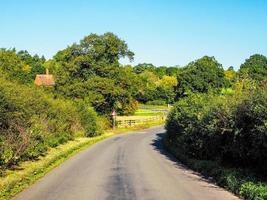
[{"x1": 1, "y1": 33, "x2": 267, "y2": 116}]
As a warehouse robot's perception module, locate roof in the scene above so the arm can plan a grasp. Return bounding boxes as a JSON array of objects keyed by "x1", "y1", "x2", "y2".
[{"x1": 34, "y1": 74, "x2": 55, "y2": 86}]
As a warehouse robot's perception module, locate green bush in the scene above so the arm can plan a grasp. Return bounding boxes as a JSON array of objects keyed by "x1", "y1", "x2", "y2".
[
  {"x1": 0, "y1": 78, "x2": 100, "y2": 172},
  {"x1": 166, "y1": 84, "x2": 267, "y2": 173},
  {"x1": 76, "y1": 101, "x2": 104, "y2": 137},
  {"x1": 240, "y1": 182, "x2": 267, "y2": 200},
  {"x1": 165, "y1": 81, "x2": 267, "y2": 199}
]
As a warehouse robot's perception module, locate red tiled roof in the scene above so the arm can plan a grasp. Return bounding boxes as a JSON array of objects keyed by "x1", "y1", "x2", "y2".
[{"x1": 34, "y1": 74, "x2": 55, "y2": 86}]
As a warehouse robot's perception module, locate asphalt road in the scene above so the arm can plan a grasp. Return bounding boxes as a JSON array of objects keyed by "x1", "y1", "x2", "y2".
[{"x1": 13, "y1": 126, "x2": 240, "y2": 200}]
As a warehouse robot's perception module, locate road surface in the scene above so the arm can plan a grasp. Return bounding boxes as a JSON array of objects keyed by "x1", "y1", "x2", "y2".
[{"x1": 13, "y1": 126, "x2": 240, "y2": 200}]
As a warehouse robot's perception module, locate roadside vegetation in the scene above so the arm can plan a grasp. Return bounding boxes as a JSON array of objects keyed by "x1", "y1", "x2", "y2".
[
  {"x1": 165, "y1": 55, "x2": 267, "y2": 200},
  {"x1": 0, "y1": 122, "x2": 164, "y2": 200}
]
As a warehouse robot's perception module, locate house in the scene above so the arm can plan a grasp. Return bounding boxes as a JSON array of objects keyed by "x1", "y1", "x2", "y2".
[{"x1": 34, "y1": 69, "x2": 55, "y2": 86}]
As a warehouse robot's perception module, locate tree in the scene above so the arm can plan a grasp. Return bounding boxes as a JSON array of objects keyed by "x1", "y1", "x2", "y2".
[
  {"x1": 137, "y1": 71, "x2": 158, "y2": 103},
  {"x1": 166, "y1": 66, "x2": 181, "y2": 76},
  {"x1": 17, "y1": 50, "x2": 46, "y2": 80},
  {"x1": 176, "y1": 56, "x2": 229, "y2": 97},
  {"x1": 0, "y1": 49, "x2": 46, "y2": 84},
  {"x1": 84, "y1": 77, "x2": 137, "y2": 115},
  {"x1": 0, "y1": 49, "x2": 31, "y2": 84},
  {"x1": 239, "y1": 54, "x2": 267, "y2": 81},
  {"x1": 49, "y1": 33, "x2": 137, "y2": 115},
  {"x1": 157, "y1": 75, "x2": 177, "y2": 104},
  {"x1": 133, "y1": 63, "x2": 156, "y2": 74},
  {"x1": 224, "y1": 68, "x2": 236, "y2": 83}
]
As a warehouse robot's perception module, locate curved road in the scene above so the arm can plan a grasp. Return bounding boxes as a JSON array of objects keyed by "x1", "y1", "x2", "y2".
[{"x1": 13, "y1": 126, "x2": 240, "y2": 200}]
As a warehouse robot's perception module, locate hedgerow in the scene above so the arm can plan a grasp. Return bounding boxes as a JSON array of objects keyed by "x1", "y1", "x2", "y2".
[
  {"x1": 0, "y1": 78, "x2": 101, "y2": 173},
  {"x1": 165, "y1": 80, "x2": 267, "y2": 199}
]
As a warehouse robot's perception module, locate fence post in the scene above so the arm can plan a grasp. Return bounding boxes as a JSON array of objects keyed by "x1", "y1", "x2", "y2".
[{"x1": 111, "y1": 110, "x2": 116, "y2": 129}]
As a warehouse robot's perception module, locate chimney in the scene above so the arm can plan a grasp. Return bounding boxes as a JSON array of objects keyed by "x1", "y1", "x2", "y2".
[{"x1": 46, "y1": 68, "x2": 49, "y2": 75}]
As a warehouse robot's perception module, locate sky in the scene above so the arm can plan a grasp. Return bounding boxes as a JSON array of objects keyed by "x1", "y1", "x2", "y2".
[{"x1": 1, "y1": 0, "x2": 267, "y2": 70}]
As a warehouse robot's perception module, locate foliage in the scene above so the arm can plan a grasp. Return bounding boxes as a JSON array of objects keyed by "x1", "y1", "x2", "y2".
[
  {"x1": 48, "y1": 33, "x2": 138, "y2": 115},
  {"x1": 166, "y1": 81, "x2": 267, "y2": 174},
  {"x1": 133, "y1": 63, "x2": 180, "y2": 77},
  {"x1": 0, "y1": 49, "x2": 45, "y2": 84},
  {"x1": 239, "y1": 54, "x2": 267, "y2": 81},
  {"x1": 133, "y1": 63, "x2": 156, "y2": 74},
  {"x1": 0, "y1": 78, "x2": 100, "y2": 172},
  {"x1": 137, "y1": 71, "x2": 177, "y2": 104},
  {"x1": 224, "y1": 67, "x2": 237, "y2": 83},
  {"x1": 240, "y1": 182, "x2": 267, "y2": 200},
  {"x1": 176, "y1": 56, "x2": 230, "y2": 97}
]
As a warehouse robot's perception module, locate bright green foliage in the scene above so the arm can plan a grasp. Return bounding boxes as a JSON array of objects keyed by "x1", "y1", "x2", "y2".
[
  {"x1": 157, "y1": 75, "x2": 177, "y2": 104},
  {"x1": 176, "y1": 56, "x2": 230, "y2": 97},
  {"x1": 224, "y1": 67, "x2": 237, "y2": 83},
  {"x1": 136, "y1": 70, "x2": 177, "y2": 104},
  {"x1": 240, "y1": 54, "x2": 267, "y2": 81},
  {"x1": 240, "y1": 182, "x2": 267, "y2": 200},
  {"x1": 0, "y1": 78, "x2": 100, "y2": 172},
  {"x1": 0, "y1": 49, "x2": 45, "y2": 84}
]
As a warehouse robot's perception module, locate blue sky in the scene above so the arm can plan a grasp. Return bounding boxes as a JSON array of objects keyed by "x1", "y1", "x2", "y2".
[{"x1": 1, "y1": 0, "x2": 267, "y2": 69}]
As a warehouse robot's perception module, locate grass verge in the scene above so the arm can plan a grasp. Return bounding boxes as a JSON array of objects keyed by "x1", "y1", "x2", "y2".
[
  {"x1": 0, "y1": 121, "x2": 164, "y2": 200},
  {"x1": 163, "y1": 138, "x2": 267, "y2": 200},
  {"x1": 134, "y1": 108, "x2": 164, "y2": 116}
]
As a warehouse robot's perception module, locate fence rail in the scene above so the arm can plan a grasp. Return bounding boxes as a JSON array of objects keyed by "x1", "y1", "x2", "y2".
[{"x1": 115, "y1": 115, "x2": 166, "y2": 128}]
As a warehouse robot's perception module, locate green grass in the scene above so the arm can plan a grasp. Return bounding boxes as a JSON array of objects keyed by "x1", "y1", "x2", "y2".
[
  {"x1": 139, "y1": 104, "x2": 170, "y2": 109},
  {"x1": 134, "y1": 109, "x2": 164, "y2": 116},
  {"x1": 0, "y1": 122, "x2": 164, "y2": 200}
]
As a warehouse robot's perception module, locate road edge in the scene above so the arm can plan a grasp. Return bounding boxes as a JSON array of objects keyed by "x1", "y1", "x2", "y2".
[{"x1": 0, "y1": 122, "x2": 164, "y2": 200}]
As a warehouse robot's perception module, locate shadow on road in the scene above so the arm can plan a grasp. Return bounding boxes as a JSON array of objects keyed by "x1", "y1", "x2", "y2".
[{"x1": 150, "y1": 133, "x2": 221, "y2": 188}]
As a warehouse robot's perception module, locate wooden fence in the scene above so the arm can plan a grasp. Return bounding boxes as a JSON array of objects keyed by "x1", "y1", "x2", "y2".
[{"x1": 115, "y1": 115, "x2": 166, "y2": 128}]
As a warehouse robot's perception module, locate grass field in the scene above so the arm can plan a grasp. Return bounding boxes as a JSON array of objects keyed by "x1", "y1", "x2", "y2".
[
  {"x1": 133, "y1": 109, "x2": 165, "y2": 116},
  {"x1": 139, "y1": 104, "x2": 171, "y2": 109}
]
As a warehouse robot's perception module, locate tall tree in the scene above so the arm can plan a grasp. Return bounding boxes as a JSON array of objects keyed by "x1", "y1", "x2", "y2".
[
  {"x1": 239, "y1": 54, "x2": 267, "y2": 81},
  {"x1": 49, "y1": 33, "x2": 137, "y2": 115},
  {"x1": 176, "y1": 56, "x2": 229, "y2": 97},
  {"x1": 133, "y1": 63, "x2": 156, "y2": 74}
]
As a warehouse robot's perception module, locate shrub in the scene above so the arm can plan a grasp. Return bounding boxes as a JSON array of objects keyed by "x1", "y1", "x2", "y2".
[
  {"x1": 240, "y1": 182, "x2": 267, "y2": 200},
  {"x1": 76, "y1": 101, "x2": 103, "y2": 137},
  {"x1": 165, "y1": 81, "x2": 267, "y2": 199},
  {"x1": 165, "y1": 83, "x2": 267, "y2": 173},
  {"x1": 0, "y1": 78, "x2": 100, "y2": 172}
]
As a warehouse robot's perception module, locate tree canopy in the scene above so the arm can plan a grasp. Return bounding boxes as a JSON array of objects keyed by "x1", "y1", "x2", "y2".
[
  {"x1": 0, "y1": 49, "x2": 45, "y2": 84},
  {"x1": 49, "y1": 33, "x2": 137, "y2": 115},
  {"x1": 239, "y1": 54, "x2": 267, "y2": 80},
  {"x1": 176, "y1": 56, "x2": 229, "y2": 97}
]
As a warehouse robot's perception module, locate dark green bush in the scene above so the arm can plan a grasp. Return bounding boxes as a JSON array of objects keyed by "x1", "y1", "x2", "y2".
[
  {"x1": 166, "y1": 84, "x2": 267, "y2": 173},
  {"x1": 165, "y1": 81, "x2": 267, "y2": 199}
]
